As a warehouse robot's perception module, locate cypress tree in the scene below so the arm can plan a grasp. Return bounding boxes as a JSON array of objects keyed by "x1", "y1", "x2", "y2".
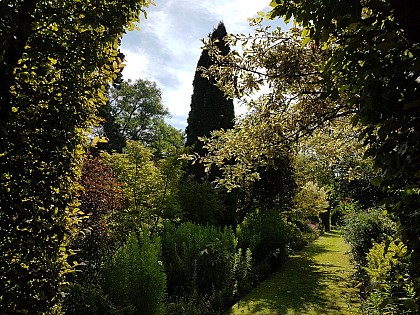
[{"x1": 185, "y1": 21, "x2": 235, "y2": 180}]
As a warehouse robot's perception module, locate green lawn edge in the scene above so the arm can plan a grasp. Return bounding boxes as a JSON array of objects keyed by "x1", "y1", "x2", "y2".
[{"x1": 225, "y1": 231, "x2": 361, "y2": 315}]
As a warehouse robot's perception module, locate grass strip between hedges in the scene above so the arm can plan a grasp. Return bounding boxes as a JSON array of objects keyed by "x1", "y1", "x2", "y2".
[{"x1": 225, "y1": 230, "x2": 361, "y2": 315}]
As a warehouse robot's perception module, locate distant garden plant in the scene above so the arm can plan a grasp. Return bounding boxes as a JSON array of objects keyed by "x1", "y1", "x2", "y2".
[{"x1": 237, "y1": 210, "x2": 301, "y2": 280}]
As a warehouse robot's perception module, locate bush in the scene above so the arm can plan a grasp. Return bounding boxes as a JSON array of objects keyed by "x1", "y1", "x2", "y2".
[
  {"x1": 332, "y1": 199, "x2": 361, "y2": 227},
  {"x1": 362, "y1": 239, "x2": 418, "y2": 314},
  {"x1": 162, "y1": 223, "x2": 234, "y2": 295},
  {"x1": 341, "y1": 207, "x2": 396, "y2": 278},
  {"x1": 293, "y1": 181, "x2": 329, "y2": 220},
  {"x1": 103, "y1": 233, "x2": 166, "y2": 315},
  {"x1": 178, "y1": 179, "x2": 227, "y2": 226},
  {"x1": 237, "y1": 210, "x2": 295, "y2": 279},
  {"x1": 161, "y1": 222, "x2": 250, "y2": 313}
]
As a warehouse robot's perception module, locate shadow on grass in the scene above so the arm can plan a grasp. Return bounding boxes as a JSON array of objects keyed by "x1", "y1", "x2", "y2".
[{"x1": 227, "y1": 233, "x2": 354, "y2": 314}]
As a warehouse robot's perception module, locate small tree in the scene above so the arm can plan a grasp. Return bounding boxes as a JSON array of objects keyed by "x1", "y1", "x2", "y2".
[
  {"x1": 293, "y1": 181, "x2": 329, "y2": 221},
  {"x1": 101, "y1": 140, "x2": 179, "y2": 235},
  {"x1": 73, "y1": 157, "x2": 125, "y2": 282}
]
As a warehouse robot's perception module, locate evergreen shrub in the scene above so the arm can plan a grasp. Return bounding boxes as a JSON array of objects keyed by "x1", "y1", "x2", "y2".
[{"x1": 178, "y1": 179, "x2": 226, "y2": 226}]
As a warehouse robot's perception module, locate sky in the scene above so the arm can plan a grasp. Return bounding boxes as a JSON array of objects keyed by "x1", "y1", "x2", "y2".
[{"x1": 120, "y1": 0, "x2": 274, "y2": 130}]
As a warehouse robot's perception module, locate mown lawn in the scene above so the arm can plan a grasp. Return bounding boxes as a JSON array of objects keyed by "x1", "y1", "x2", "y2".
[{"x1": 225, "y1": 231, "x2": 361, "y2": 315}]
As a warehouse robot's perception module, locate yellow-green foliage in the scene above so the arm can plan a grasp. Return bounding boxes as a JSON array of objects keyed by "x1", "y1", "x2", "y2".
[
  {"x1": 363, "y1": 239, "x2": 417, "y2": 314},
  {"x1": 293, "y1": 181, "x2": 329, "y2": 219},
  {"x1": 0, "y1": 1, "x2": 153, "y2": 313},
  {"x1": 101, "y1": 140, "x2": 166, "y2": 234},
  {"x1": 364, "y1": 240, "x2": 407, "y2": 284}
]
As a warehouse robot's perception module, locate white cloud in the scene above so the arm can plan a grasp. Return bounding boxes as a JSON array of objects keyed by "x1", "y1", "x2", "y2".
[
  {"x1": 198, "y1": 0, "x2": 269, "y2": 32},
  {"x1": 120, "y1": 0, "x2": 273, "y2": 130},
  {"x1": 120, "y1": 47, "x2": 150, "y2": 81}
]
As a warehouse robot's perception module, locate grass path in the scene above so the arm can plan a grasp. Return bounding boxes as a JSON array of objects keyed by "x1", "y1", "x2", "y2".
[{"x1": 225, "y1": 231, "x2": 361, "y2": 315}]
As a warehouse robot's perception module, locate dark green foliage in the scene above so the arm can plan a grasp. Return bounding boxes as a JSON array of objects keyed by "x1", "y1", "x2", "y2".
[
  {"x1": 237, "y1": 210, "x2": 296, "y2": 280},
  {"x1": 238, "y1": 155, "x2": 296, "y2": 218},
  {"x1": 332, "y1": 157, "x2": 385, "y2": 209},
  {"x1": 162, "y1": 222, "x2": 235, "y2": 297},
  {"x1": 165, "y1": 298, "x2": 204, "y2": 315},
  {"x1": 342, "y1": 208, "x2": 396, "y2": 277},
  {"x1": 107, "y1": 79, "x2": 180, "y2": 152},
  {"x1": 161, "y1": 222, "x2": 251, "y2": 313},
  {"x1": 62, "y1": 284, "x2": 112, "y2": 315},
  {"x1": 96, "y1": 78, "x2": 183, "y2": 156},
  {"x1": 178, "y1": 179, "x2": 227, "y2": 226},
  {"x1": 185, "y1": 22, "x2": 235, "y2": 179},
  {"x1": 183, "y1": 22, "x2": 237, "y2": 226},
  {"x1": 104, "y1": 233, "x2": 166, "y2": 315},
  {"x1": 96, "y1": 101, "x2": 126, "y2": 153},
  {"x1": 94, "y1": 63, "x2": 126, "y2": 154}
]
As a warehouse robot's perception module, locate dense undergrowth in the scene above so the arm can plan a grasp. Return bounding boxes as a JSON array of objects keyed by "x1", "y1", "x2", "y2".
[
  {"x1": 62, "y1": 210, "x2": 319, "y2": 315},
  {"x1": 342, "y1": 207, "x2": 418, "y2": 314}
]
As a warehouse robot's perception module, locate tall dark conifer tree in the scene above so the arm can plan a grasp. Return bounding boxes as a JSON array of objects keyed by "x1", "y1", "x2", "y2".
[{"x1": 185, "y1": 22, "x2": 234, "y2": 180}]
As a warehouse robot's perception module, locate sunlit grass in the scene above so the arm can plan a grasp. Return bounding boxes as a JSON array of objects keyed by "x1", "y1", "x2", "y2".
[{"x1": 225, "y1": 231, "x2": 361, "y2": 315}]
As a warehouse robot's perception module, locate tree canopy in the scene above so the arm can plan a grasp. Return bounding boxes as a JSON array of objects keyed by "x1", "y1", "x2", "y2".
[
  {"x1": 98, "y1": 78, "x2": 183, "y2": 157},
  {"x1": 268, "y1": 0, "x2": 420, "y2": 286},
  {"x1": 200, "y1": 0, "x2": 420, "y2": 305},
  {"x1": 108, "y1": 79, "x2": 168, "y2": 143}
]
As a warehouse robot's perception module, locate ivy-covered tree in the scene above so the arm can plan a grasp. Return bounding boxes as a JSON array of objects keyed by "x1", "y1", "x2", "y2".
[
  {"x1": 185, "y1": 21, "x2": 235, "y2": 180},
  {"x1": 0, "y1": 1, "x2": 152, "y2": 313}
]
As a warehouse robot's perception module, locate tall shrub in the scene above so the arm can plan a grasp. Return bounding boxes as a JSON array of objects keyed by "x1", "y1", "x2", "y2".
[
  {"x1": 237, "y1": 210, "x2": 293, "y2": 279},
  {"x1": 178, "y1": 179, "x2": 226, "y2": 226},
  {"x1": 0, "y1": 1, "x2": 151, "y2": 312}
]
